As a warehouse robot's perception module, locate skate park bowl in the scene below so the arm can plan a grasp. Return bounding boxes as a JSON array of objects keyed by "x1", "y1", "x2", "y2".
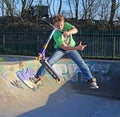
[{"x1": 0, "y1": 55, "x2": 120, "y2": 117}]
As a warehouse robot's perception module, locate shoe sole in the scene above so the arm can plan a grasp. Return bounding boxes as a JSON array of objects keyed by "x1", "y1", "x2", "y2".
[
  {"x1": 90, "y1": 86, "x2": 99, "y2": 89},
  {"x1": 55, "y1": 78, "x2": 61, "y2": 84}
]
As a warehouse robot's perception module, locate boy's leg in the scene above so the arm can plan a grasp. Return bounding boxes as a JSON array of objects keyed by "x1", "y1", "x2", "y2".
[
  {"x1": 34, "y1": 49, "x2": 65, "y2": 83},
  {"x1": 47, "y1": 49, "x2": 65, "y2": 66},
  {"x1": 67, "y1": 50, "x2": 99, "y2": 89}
]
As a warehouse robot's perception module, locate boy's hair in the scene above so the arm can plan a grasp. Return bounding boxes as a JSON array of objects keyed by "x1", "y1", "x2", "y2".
[{"x1": 53, "y1": 14, "x2": 65, "y2": 24}]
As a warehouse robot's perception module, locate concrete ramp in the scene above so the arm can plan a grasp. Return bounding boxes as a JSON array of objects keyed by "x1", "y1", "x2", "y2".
[
  {"x1": 0, "y1": 56, "x2": 67, "y2": 117},
  {"x1": 0, "y1": 55, "x2": 120, "y2": 117}
]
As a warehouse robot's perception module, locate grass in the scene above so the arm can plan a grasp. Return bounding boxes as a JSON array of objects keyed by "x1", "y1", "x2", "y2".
[{"x1": 0, "y1": 57, "x2": 3, "y2": 62}]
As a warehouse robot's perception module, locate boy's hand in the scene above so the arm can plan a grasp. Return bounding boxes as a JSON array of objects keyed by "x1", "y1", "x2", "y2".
[
  {"x1": 76, "y1": 41, "x2": 87, "y2": 51},
  {"x1": 63, "y1": 31, "x2": 69, "y2": 37}
]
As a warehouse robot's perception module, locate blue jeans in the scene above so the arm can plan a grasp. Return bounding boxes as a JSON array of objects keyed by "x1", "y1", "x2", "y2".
[{"x1": 35, "y1": 49, "x2": 93, "y2": 81}]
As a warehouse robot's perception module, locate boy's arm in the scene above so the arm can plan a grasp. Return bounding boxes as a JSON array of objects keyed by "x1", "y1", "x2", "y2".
[
  {"x1": 61, "y1": 41, "x2": 87, "y2": 51},
  {"x1": 63, "y1": 26, "x2": 78, "y2": 37},
  {"x1": 61, "y1": 26, "x2": 87, "y2": 51}
]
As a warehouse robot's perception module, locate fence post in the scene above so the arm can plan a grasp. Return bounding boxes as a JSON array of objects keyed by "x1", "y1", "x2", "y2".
[
  {"x1": 112, "y1": 37, "x2": 116, "y2": 59},
  {"x1": 36, "y1": 35, "x2": 39, "y2": 52},
  {"x1": 3, "y1": 33, "x2": 5, "y2": 48}
]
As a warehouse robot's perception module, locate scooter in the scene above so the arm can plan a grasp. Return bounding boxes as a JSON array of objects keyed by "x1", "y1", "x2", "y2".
[{"x1": 37, "y1": 17, "x2": 60, "y2": 82}]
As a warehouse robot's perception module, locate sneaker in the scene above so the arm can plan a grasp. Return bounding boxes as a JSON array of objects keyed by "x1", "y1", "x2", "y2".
[
  {"x1": 88, "y1": 78, "x2": 99, "y2": 89},
  {"x1": 30, "y1": 76, "x2": 41, "y2": 84},
  {"x1": 56, "y1": 78, "x2": 61, "y2": 84}
]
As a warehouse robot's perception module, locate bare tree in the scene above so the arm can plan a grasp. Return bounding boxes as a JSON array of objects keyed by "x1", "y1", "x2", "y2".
[
  {"x1": 58, "y1": 0, "x2": 62, "y2": 14},
  {"x1": 1, "y1": 0, "x2": 4, "y2": 16},
  {"x1": 38, "y1": 0, "x2": 43, "y2": 5},
  {"x1": 0, "y1": 0, "x2": 119, "y2": 28},
  {"x1": 97, "y1": 0, "x2": 110, "y2": 20},
  {"x1": 81, "y1": 0, "x2": 100, "y2": 20},
  {"x1": 20, "y1": 0, "x2": 34, "y2": 21},
  {"x1": 67, "y1": 0, "x2": 73, "y2": 18},
  {"x1": 3, "y1": 0, "x2": 15, "y2": 16},
  {"x1": 109, "y1": 0, "x2": 116, "y2": 27},
  {"x1": 21, "y1": 0, "x2": 34, "y2": 15},
  {"x1": 75, "y1": 0, "x2": 79, "y2": 20},
  {"x1": 46, "y1": 0, "x2": 52, "y2": 17},
  {"x1": 109, "y1": 0, "x2": 120, "y2": 27},
  {"x1": 53, "y1": 0, "x2": 56, "y2": 15}
]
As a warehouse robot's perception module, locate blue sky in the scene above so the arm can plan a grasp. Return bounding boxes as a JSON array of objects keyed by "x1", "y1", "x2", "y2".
[
  {"x1": 33, "y1": 0, "x2": 120, "y2": 19},
  {"x1": 0, "y1": 0, "x2": 119, "y2": 20},
  {"x1": 32, "y1": 0, "x2": 76, "y2": 16}
]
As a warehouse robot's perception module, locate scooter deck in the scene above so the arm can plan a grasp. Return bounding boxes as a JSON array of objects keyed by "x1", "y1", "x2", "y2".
[{"x1": 40, "y1": 60, "x2": 60, "y2": 81}]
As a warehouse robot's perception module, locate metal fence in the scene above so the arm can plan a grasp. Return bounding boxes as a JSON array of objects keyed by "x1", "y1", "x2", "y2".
[
  {"x1": 75, "y1": 29, "x2": 120, "y2": 59},
  {"x1": 0, "y1": 27, "x2": 120, "y2": 59}
]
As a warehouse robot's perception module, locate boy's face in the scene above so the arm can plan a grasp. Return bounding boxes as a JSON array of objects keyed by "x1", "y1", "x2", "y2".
[{"x1": 54, "y1": 21, "x2": 64, "y2": 31}]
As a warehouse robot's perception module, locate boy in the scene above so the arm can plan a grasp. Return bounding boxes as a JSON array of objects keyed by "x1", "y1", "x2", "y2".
[{"x1": 33, "y1": 14, "x2": 99, "y2": 89}]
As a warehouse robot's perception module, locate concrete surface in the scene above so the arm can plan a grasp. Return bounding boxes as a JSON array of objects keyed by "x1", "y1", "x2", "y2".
[{"x1": 0, "y1": 55, "x2": 120, "y2": 117}]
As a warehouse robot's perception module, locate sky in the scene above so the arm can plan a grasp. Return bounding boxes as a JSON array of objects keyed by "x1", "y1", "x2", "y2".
[
  {"x1": 0, "y1": 0, "x2": 119, "y2": 20},
  {"x1": 33, "y1": 0, "x2": 77, "y2": 17},
  {"x1": 0, "y1": 0, "x2": 78, "y2": 17}
]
